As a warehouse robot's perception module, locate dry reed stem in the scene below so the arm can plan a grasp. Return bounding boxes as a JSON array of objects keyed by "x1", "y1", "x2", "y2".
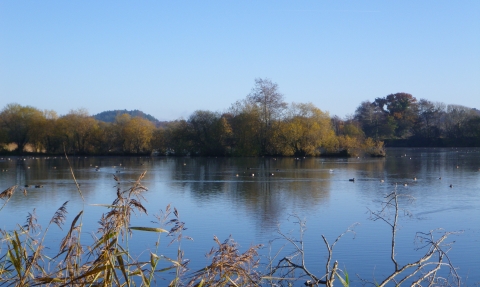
[{"x1": 187, "y1": 236, "x2": 262, "y2": 287}]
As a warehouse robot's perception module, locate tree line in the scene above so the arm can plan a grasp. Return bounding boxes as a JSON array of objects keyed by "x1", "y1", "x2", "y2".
[
  {"x1": 1, "y1": 78, "x2": 479, "y2": 156},
  {"x1": 354, "y1": 93, "x2": 480, "y2": 146}
]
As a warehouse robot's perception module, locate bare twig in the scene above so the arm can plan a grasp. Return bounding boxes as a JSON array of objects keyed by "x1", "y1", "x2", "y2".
[{"x1": 365, "y1": 189, "x2": 461, "y2": 287}]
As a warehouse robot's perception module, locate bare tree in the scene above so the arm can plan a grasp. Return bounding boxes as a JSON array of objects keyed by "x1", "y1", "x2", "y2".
[
  {"x1": 264, "y1": 215, "x2": 357, "y2": 286},
  {"x1": 444, "y1": 104, "x2": 477, "y2": 139},
  {"x1": 264, "y1": 189, "x2": 461, "y2": 287},
  {"x1": 247, "y1": 78, "x2": 287, "y2": 155},
  {"x1": 365, "y1": 189, "x2": 461, "y2": 287},
  {"x1": 414, "y1": 99, "x2": 446, "y2": 139}
]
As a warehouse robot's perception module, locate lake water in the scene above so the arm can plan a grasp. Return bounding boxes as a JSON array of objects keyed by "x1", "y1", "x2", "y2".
[{"x1": 1, "y1": 148, "x2": 479, "y2": 286}]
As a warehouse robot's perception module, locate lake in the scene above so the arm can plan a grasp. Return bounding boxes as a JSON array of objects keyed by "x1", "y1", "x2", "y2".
[{"x1": 1, "y1": 148, "x2": 479, "y2": 286}]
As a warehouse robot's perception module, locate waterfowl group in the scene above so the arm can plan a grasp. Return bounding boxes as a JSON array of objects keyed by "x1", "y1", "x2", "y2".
[{"x1": 23, "y1": 184, "x2": 43, "y2": 188}]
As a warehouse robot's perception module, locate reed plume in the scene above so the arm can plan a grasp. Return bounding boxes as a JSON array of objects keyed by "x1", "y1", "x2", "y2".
[
  {"x1": 0, "y1": 185, "x2": 16, "y2": 200},
  {"x1": 50, "y1": 201, "x2": 68, "y2": 230}
]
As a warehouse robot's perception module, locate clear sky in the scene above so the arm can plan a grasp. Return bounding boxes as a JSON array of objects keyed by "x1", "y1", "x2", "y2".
[{"x1": 1, "y1": 1, "x2": 479, "y2": 121}]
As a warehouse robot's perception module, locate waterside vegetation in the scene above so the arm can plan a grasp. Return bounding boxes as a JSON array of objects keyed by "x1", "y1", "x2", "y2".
[{"x1": 1, "y1": 78, "x2": 480, "y2": 157}]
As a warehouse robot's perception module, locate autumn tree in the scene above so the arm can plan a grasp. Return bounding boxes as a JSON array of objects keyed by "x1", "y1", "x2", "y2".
[
  {"x1": 0, "y1": 126, "x2": 7, "y2": 149},
  {"x1": 216, "y1": 115, "x2": 234, "y2": 154},
  {"x1": 108, "y1": 114, "x2": 155, "y2": 154},
  {"x1": 443, "y1": 104, "x2": 478, "y2": 140},
  {"x1": 331, "y1": 116, "x2": 365, "y2": 138},
  {"x1": 247, "y1": 78, "x2": 287, "y2": 155},
  {"x1": 32, "y1": 109, "x2": 59, "y2": 153},
  {"x1": 355, "y1": 101, "x2": 396, "y2": 140},
  {"x1": 151, "y1": 127, "x2": 167, "y2": 155},
  {"x1": 0, "y1": 103, "x2": 46, "y2": 153},
  {"x1": 278, "y1": 103, "x2": 336, "y2": 156},
  {"x1": 412, "y1": 99, "x2": 446, "y2": 140},
  {"x1": 90, "y1": 121, "x2": 117, "y2": 154},
  {"x1": 186, "y1": 110, "x2": 233, "y2": 156},
  {"x1": 189, "y1": 110, "x2": 219, "y2": 156},
  {"x1": 123, "y1": 116, "x2": 155, "y2": 154},
  {"x1": 110, "y1": 113, "x2": 132, "y2": 152},
  {"x1": 465, "y1": 115, "x2": 480, "y2": 144},
  {"x1": 330, "y1": 115, "x2": 343, "y2": 136},
  {"x1": 227, "y1": 100, "x2": 262, "y2": 156},
  {"x1": 56, "y1": 109, "x2": 100, "y2": 154},
  {"x1": 163, "y1": 120, "x2": 192, "y2": 156},
  {"x1": 373, "y1": 93, "x2": 418, "y2": 138}
]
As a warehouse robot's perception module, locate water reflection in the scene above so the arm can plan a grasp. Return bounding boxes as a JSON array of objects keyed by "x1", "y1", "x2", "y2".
[
  {"x1": 1, "y1": 149, "x2": 480, "y2": 285},
  {"x1": 161, "y1": 157, "x2": 334, "y2": 231}
]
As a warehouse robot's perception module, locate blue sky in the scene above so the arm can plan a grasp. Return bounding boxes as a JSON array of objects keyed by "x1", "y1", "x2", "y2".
[{"x1": 1, "y1": 1, "x2": 479, "y2": 121}]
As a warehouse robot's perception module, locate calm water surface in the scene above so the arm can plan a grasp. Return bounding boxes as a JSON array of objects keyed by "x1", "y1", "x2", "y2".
[{"x1": 1, "y1": 148, "x2": 479, "y2": 285}]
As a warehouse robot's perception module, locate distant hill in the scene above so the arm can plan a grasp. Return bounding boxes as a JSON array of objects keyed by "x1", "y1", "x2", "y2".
[{"x1": 93, "y1": 110, "x2": 169, "y2": 127}]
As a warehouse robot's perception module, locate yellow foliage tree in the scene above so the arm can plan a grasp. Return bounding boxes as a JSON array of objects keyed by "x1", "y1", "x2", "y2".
[
  {"x1": 0, "y1": 103, "x2": 46, "y2": 153},
  {"x1": 122, "y1": 116, "x2": 155, "y2": 154},
  {"x1": 57, "y1": 109, "x2": 99, "y2": 154},
  {"x1": 279, "y1": 103, "x2": 336, "y2": 156}
]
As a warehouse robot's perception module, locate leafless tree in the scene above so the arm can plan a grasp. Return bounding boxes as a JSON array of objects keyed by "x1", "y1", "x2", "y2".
[
  {"x1": 365, "y1": 189, "x2": 461, "y2": 287},
  {"x1": 264, "y1": 189, "x2": 461, "y2": 287},
  {"x1": 247, "y1": 78, "x2": 287, "y2": 154},
  {"x1": 264, "y1": 215, "x2": 357, "y2": 286}
]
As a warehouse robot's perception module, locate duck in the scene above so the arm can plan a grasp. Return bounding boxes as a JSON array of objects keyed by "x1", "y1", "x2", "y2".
[
  {"x1": 349, "y1": 178, "x2": 355, "y2": 182},
  {"x1": 34, "y1": 185, "x2": 43, "y2": 188},
  {"x1": 449, "y1": 184, "x2": 453, "y2": 188}
]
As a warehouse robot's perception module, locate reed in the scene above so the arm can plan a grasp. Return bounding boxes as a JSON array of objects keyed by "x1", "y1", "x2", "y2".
[
  {"x1": 0, "y1": 172, "x2": 462, "y2": 286},
  {"x1": 0, "y1": 171, "x2": 193, "y2": 286}
]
